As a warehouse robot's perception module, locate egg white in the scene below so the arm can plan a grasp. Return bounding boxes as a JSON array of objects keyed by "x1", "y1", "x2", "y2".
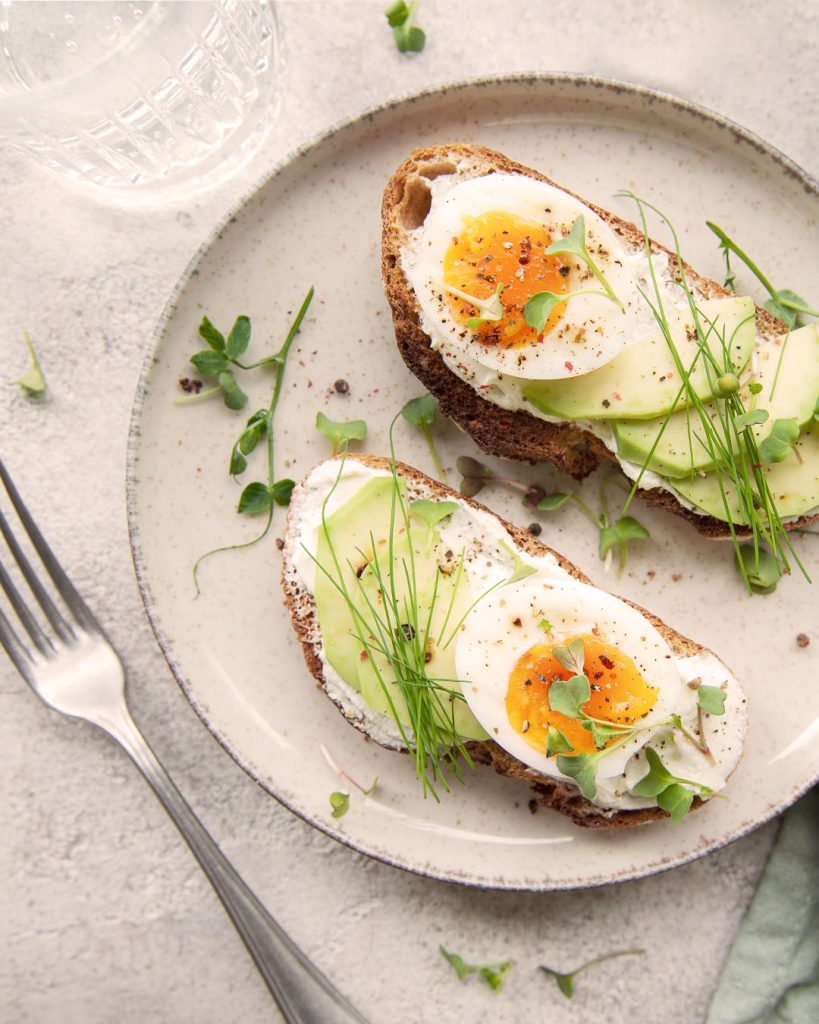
[
  {"x1": 454, "y1": 575, "x2": 684, "y2": 782},
  {"x1": 402, "y1": 173, "x2": 644, "y2": 380}
]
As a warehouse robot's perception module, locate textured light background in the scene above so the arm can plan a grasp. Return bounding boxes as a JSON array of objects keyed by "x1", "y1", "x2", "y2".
[{"x1": 1, "y1": 2, "x2": 816, "y2": 1022}]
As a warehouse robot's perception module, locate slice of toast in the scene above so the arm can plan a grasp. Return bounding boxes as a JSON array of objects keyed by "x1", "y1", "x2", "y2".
[
  {"x1": 279, "y1": 454, "x2": 744, "y2": 828},
  {"x1": 381, "y1": 143, "x2": 817, "y2": 539}
]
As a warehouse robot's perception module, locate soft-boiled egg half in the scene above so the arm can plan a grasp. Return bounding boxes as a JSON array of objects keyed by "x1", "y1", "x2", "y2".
[
  {"x1": 401, "y1": 172, "x2": 648, "y2": 380},
  {"x1": 290, "y1": 460, "x2": 748, "y2": 815}
]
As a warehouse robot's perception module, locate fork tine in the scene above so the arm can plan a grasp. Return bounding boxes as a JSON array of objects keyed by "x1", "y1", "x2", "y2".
[
  {"x1": 0, "y1": 601, "x2": 35, "y2": 678},
  {"x1": 0, "y1": 553, "x2": 55, "y2": 654},
  {"x1": 0, "y1": 461, "x2": 99, "y2": 637}
]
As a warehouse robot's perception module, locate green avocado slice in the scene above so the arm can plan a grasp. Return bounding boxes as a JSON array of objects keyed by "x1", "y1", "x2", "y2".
[
  {"x1": 669, "y1": 421, "x2": 819, "y2": 524},
  {"x1": 613, "y1": 324, "x2": 819, "y2": 478},
  {"x1": 522, "y1": 296, "x2": 755, "y2": 421},
  {"x1": 313, "y1": 474, "x2": 487, "y2": 741}
]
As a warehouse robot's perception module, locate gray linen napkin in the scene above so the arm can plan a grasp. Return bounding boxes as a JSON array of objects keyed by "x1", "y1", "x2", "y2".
[{"x1": 707, "y1": 787, "x2": 818, "y2": 1024}]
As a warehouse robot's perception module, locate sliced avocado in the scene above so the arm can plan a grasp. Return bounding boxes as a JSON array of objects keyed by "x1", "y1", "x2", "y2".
[
  {"x1": 613, "y1": 324, "x2": 819, "y2": 478},
  {"x1": 670, "y1": 421, "x2": 819, "y2": 524},
  {"x1": 314, "y1": 476, "x2": 487, "y2": 741},
  {"x1": 522, "y1": 296, "x2": 755, "y2": 421},
  {"x1": 314, "y1": 475, "x2": 398, "y2": 689}
]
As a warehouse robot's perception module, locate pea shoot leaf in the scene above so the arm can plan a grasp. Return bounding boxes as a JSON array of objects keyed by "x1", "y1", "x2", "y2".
[
  {"x1": 547, "y1": 674, "x2": 590, "y2": 720},
  {"x1": 656, "y1": 783, "x2": 694, "y2": 823},
  {"x1": 697, "y1": 684, "x2": 727, "y2": 716},
  {"x1": 198, "y1": 316, "x2": 225, "y2": 351},
  {"x1": 229, "y1": 449, "x2": 247, "y2": 476},
  {"x1": 555, "y1": 752, "x2": 598, "y2": 799},
  {"x1": 737, "y1": 543, "x2": 781, "y2": 595},
  {"x1": 238, "y1": 482, "x2": 273, "y2": 515},
  {"x1": 10, "y1": 332, "x2": 46, "y2": 396},
  {"x1": 225, "y1": 315, "x2": 251, "y2": 361},
  {"x1": 191, "y1": 349, "x2": 229, "y2": 375},
  {"x1": 271, "y1": 478, "x2": 295, "y2": 506},
  {"x1": 316, "y1": 411, "x2": 367, "y2": 454},
  {"x1": 764, "y1": 290, "x2": 809, "y2": 330},
  {"x1": 544, "y1": 214, "x2": 587, "y2": 261},
  {"x1": 329, "y1": 791, "x2": 350, "y2": 818},
  {"x1": 546, "y1": 725, "x2": 573, "y2": 756},
  {"x1": 759, "y1": 418, "x2": 800, "y2": 464}
]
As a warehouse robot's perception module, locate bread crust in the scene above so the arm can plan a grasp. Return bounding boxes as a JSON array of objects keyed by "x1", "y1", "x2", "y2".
[
  {"x1": 280, "y1": 453, "x2": 731, "y2": 829},
  {"x1": 381, "y1": 143, "x2": 818, "y2": 538}
]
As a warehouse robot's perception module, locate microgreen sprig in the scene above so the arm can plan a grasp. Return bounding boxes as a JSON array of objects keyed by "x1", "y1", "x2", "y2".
[
  {"x1": 523, "y1": 287, "x2": 613, "y2": 333},
  {"x1": 402, "y1": 393, "x2": 448, "y2": 480},
  {"x1": 706, "y1": 222, "x2": 818, "y2": 328},
  {"x1": 440, "y1": 947, "x2": 512, "y2": 992},
  {"x1": 316, "y1": 412, "x2": 368, "y2": 455},
  {"x1": 385, "y1": 0, "x2": 425, "y2": 52},
  {"x1": 191, "y1": 288, "x2": 314, "y2": 593},
  {"x1": 544, "y1": 215, "x2": 622, "y2": 304},
  {"x1": 540, "y1": 949, "x2": 645, "y2": 999},
  {"x1": 9, "y1": 332, "x2": 47, "y2": 396},
  {"x1": 438, "y1": 280, "x2": 504, "y2": 327},
  {"x1": 618, "y1": 193, "x2": 809, "y2": 596}
]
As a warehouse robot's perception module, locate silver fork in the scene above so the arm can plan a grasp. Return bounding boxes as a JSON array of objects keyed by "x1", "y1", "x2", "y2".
[{"x1": 0, "y1": 459, "x2": 370, "y2": 1024}]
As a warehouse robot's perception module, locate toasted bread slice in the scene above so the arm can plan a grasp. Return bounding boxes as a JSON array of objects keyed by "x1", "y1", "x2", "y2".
[
  {"x1": 381, "y1": 144, "x2": 817, "y2": 538},
  {"x1": 279, "y1": 454, "x2": 747, "y2": 828}
]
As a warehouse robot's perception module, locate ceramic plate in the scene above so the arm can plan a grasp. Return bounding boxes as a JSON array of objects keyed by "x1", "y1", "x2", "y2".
[{"x1": 127, "y1": 75, "x2": 819, "y2": 891}]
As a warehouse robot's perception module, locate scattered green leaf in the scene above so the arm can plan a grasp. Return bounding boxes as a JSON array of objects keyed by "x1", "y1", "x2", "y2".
[
  {"x1": 758, "y1": 418, "x2": 800, "y2": 464},
  {"x1": 540, "y1": 949, "x2": 645, "y2": 999},
  {"x1": 385, "y1": 0, "x2": 425, "y2": 52},
  {"x1": 733, "y1": 408, "x2": 769, "y2": 431},
  {"x1": 190, "y1": 288, "x2": 315, "y2": 594},
  {"x1": 456, "y1": 455, "x2": 493, "y2": 497},
  {"x1": 9, "y1": 332, "x2": 46, "y2": 396},
  {"x1": 736, "y1": 543, "x2": 782, "y2": 595},
  {"x1": 552, "y1": 638, "x2": 585, "y2": 676},
  {"x1": 439, "y1": 947, "x2": 511, "y2": 991},
  {"x1": 748, "y1": 381, "x2": 764, "y2": 396},
  {"x1": 697, "y1": 685, "x2": 727, "y2": 716},
  {"x1": 537, "y1": 492, "x2": 573, "y2": 511},
  {"x1": 316, "y1": 411, "x2": 367, "y2": 455},
  {"x1": 238, "y1": 481, "x2": 274, "y2": 515},
  {"x1": 329, "y1": 791, "x2": 350, "y2": 818},
  {"x1": 547, "y1": 674, "x2": 590, "y2": 720},
  {"x1": 542, "y1": 215, "x2": 622, "y2": 305},
  {"x1": 546, "y1": 725, "x2": 574, "y2": 756},
  {"x1": 402, "y1": 394, "x2": 447, "y2": 480},
  {"x1": 656, "y1": 783, "x2": 694, "y2": 823},
  {"x1": 555, "y1": 752, "x2": 599, "y2": 800},
  {"x1": 410, "y1": 499, "x2": 459, "y2": 529},
  {"x1": 707, "y1": 222, "x2": 819, "y2": 329},
  {"x1": 631, "y1": 747, "x2": 713, "y2": 808},
  {"x1": 465, "y1": 284, "x2": 505, "y2": 329},
  {"x1": 538, "y1": 618, "x2": 553, "y2": 632}
]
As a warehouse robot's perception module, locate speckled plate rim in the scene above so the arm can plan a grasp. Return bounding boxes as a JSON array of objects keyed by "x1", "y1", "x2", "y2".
[{"x1": 126, "y1": 72, "x2": 819, "y2": 892}]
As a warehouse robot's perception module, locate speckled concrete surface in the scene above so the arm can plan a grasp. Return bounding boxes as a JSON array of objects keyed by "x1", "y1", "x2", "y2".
[{"x1": 0, "y1": 3, "x2": 816, "y2": 1022}]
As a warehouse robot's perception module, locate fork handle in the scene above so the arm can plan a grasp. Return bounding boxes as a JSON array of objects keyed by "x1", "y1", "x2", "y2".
[{"x1": 99, "y1": 703, "x2": 370, "y2": 1024}]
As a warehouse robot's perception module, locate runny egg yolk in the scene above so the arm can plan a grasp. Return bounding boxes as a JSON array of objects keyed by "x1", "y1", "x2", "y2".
[
  {"x1": 505, "y1": 634, "x2": 658, "y2": 756},
  {"x1": 442, "y1": 211, "x2": 569, "y2": 349}
]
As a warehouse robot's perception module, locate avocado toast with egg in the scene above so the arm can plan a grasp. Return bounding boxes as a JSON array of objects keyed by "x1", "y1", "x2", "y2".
[
  {"x1": 282, "y1": 454, "x2": 747, "y2": 828},
  {"x1": 381, "y1": 144, "x2": 819, "y2": 541}
]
